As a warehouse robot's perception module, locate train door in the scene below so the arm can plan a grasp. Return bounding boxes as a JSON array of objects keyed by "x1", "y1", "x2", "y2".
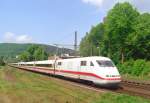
[
  {"x1": 76, "y1": 60, "x2": 81, "y2": 79},
  {"x1": 80, "y1": 60, "x2": 88, "y2": 80},
  {"x1": 56, "y1": 60, "x2": 62, "y2": 75},
  {"x1": 89, "y1": 61, "x2": 95, "y2": 71},
  {"x1": 86, "y1": 61, "x2": 95, "y2": 81}
]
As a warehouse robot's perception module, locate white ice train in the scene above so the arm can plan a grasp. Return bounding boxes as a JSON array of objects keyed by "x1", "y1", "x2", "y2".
[{"x1": 13, "y1": 56, "x2": 121, "y2": 87}]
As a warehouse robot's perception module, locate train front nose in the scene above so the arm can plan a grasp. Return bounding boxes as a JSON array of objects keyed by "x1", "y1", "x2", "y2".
[
  {"x1": 103, "y1": 67, "x2": 121, "y2": 87},
  {"x1": 95, "y1": 59, "x2": 121, "y2": 87}
]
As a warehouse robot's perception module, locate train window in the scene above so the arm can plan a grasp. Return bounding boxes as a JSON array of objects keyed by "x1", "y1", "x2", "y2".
[
  {"x1": 96, "y1": 60, "x2": 114, "y2": 67},
  {"x1": 58, "y1": 62, "x2": 62, "y2": 66},
  {"x1": 36, "y1": 64, "x2": 53, "y2": 67},
  {"x1": 81, "y1": 61, "x2": 87, "y2": 66},
  {"x1": 90, "y1": 62, "x2": 94, "y2": 66},
  {"x1": 49, "y1": 64, "x2": 53, "y2": 67},
  {"x1": 27, "y1": 64, "x2": 33, "y2": 66}
]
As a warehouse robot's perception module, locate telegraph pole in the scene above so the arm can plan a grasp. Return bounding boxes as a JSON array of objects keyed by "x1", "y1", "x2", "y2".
[
  {"x1": 74, "y1": 31, "x2": 77, "y2": 51},
  {"x1": 74, "y1": 31, "x2": 78, "y2": 56}
]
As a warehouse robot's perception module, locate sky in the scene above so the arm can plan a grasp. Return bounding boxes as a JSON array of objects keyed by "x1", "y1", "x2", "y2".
[{"x1": 0, "y1": 0, "x2": 150, "y2": 48}]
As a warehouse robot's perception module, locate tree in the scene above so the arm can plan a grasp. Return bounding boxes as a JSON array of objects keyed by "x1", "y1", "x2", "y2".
[
  {"x1": 27, "y1": 45, "x2": 39, "y2": 61},
  {"x1": 34, "y1": 47, "x2": 48, "y2": 60},
  {"x1": 80, "y1": 2, "x2": 150, "y2": 64},
  {"x1": 80, "y1": 33, "x2": 93, "y2": 56},
  {"x1": 88, "y1": 23, "x2": 104, "y2": 47},
  {"x1": 127, "y1": 13, "x2": 150, "y2": 60},
  {"x1": 19, "y1": 45, "x2": 48, "y2": 61},
  {"x1": 103, "y1": 2, "x2": 139, "y2": 63},
  {"x1": 0, "y1": 56, "x2": 5, "y2": 66},
  {"x1": 80, "y1": 23, "x2": 104, "y2": 56},
  {"x1": 19, "y1": 51, "x2": 30, "y2": 62}
]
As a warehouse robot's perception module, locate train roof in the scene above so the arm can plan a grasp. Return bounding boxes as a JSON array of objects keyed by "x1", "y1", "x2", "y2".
[
  {"x1": 34, "y1": 60, "x2": 54, "y2": 64},
  {"x1": 57, "y1": 56, "x2": 111, "y2": 61},
  {"x1": 16, "y1": 56, "x2": 111, "y2": 64},
  {"x1": 79, "y1": 56, "x2": 111, "y2": 60},
  {"x1": 16, "y1": 60, "x2": 54, "y2": 64}
]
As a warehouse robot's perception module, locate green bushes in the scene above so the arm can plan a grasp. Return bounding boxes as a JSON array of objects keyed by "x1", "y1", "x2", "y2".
[
  {"x1": 118, "y1": 59, "x2": 150, "y2": 76},
  {"x1": 0, "y1": 56, "x2": 5, "y2": 66},
  {"x1": 19, "y1": 45, "x2": 48, "y2": 62}
]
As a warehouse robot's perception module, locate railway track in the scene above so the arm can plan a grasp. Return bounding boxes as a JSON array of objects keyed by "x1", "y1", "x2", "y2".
[
  {"x1": 122, "y1": 80, "x2": 150, "y2": 89},
  {"x1": 9, "y1": 65, "x2": 150, "y2": 99},
  {"x1": 117, "y1": 80, "x2": 150, "y2": 99}
]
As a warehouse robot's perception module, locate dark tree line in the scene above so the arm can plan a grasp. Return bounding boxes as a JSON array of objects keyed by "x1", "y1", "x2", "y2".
[
  {"x1": 19, "y1": 45, "x2": 48, "y2": 62},
  {"x1": 80, "y1": 2, "x2": 150, "y2": 64},
  {"x1": 0, "y1": 56, "x2": 5, "y2": 66}
]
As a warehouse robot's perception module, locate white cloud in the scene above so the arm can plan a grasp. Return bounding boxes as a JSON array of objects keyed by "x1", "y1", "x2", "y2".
[
  {"x1": 4, "y1": 32, "x2": 16, "y2": 42},
  {"x1": 16, "y1": 35, "x2": 32, "y2": 43},
  {"x1": 82, "y1": 0, "x2": 104, "y2": 7},
  {"x1": 3, "y1": 32, "x2": 33, "y2": 43},
  {"x1": 130, "y1": 0, "x2": 150, "y2": 13},
  {"x1": 81, "y1": 0, "x2": 150, "y2": 13}
]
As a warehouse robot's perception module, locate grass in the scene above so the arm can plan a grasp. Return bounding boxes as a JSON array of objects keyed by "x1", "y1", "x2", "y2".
[
  {"x1": 95, "y1": 93, "x2": 150, "y2": 103},
  {"x1": 0, "y1": 66, "x2": 100, "y2": 103},
  {"x1": 0, "y1": 66, "x2": 149, "y2": 103},
  {"x1": 122, "y1": 74, "x2": 150, "y2": 82}
]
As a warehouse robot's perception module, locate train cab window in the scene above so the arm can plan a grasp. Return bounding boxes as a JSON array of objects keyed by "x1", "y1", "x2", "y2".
[
  {"x1": 81, "y1": 61, "x2": 87, "y2": 66},
  {"x1": 90, "y1": 62, "x2": 94, "y2": 66},
  {"x1": 58, "y1": 62, "x2": 62, "y2": 66},
  {"x1": 96, "y1": 60, "x2": 114, "y2": 67}
]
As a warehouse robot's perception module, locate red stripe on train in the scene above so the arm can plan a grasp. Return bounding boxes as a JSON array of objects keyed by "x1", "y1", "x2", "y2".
[{"x1": 26, "y1": 66, "x2": 121, "y2": 81}]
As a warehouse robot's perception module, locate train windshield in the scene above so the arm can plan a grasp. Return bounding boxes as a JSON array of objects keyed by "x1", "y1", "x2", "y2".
[{"x1": 96, "y1": 60, "x2": 114, "y2": 67}]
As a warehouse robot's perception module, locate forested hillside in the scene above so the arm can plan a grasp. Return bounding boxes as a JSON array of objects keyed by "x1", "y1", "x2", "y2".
[
  {"x1": 0, "y1": 43, "x2": 31, "y2": 58},
  {"x1": 0, "y1": 43, "x2": 74, "y2": 60}
]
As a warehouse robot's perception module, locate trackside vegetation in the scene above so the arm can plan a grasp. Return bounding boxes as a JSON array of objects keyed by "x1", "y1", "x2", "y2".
[
  {"x1": 0, "y1": 56, "x2": 5, "y2": 66},
  {"x1": 0, "y1": 66, "x2": 150, "y2": 103},
  {"x1": 118, "y1": 60, "x2": 150, "y2": 77},
  {"x1": 79, "y1": 2, "x2": 150, "y2": 78},
  {"x1": 95, "y1": 93, "x2": 150, "y2": 103},
  {"x1": 19, "y1": 45, "x2": 48, "y2": 62}
]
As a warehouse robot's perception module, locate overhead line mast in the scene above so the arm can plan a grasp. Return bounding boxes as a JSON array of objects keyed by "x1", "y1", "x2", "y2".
[{"x1": 74, "y1": 31, "x2": 77, "y2": 52}]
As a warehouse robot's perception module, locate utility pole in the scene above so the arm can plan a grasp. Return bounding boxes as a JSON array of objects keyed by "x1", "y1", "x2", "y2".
[
  {"x1": 74, "y1": 31, "x2": 77, "y2": 56},
  {"x1": 74, "y1": 31, "x2": 78, "y2": 56}
]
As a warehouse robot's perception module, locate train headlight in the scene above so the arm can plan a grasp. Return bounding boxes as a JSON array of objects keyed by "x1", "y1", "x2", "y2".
[{"x1": 106, "y1": 75, "x2": 119, "y2": 77}]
